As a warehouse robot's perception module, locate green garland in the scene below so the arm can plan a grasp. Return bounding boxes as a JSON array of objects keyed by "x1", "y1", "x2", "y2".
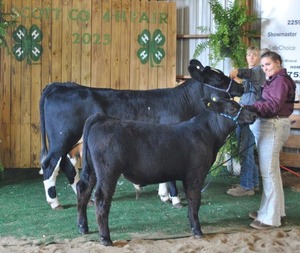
[
  {"x1": 194, "y1": 0, "x2": 259, "y2": 176},
  {"x1": 210, "y1": 132, "x2": 239, "y2": 177},
  {"x1": 194, "y1": 0, "x2": 259, "y2": 68}
]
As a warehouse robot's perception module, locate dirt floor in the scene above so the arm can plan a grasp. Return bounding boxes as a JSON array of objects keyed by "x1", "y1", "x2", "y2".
[{"x1": 1, "y1": 228, "x2": 300, "y2": 253}]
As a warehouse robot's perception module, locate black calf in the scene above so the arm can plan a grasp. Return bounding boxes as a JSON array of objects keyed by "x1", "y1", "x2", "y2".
[{"x1": 77, "y1": 98, "x2": 256, "y2": 246}]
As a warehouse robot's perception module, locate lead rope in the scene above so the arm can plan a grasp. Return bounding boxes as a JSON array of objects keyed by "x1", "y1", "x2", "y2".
[{"x1": 201, "y1": 99, "x2": 243, "y2": 193}]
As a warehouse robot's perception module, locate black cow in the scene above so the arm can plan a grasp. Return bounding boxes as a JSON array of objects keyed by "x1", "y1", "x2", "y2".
[
  {"x1": 76, "y1": 98, "x2": 257, "y2": 246},
  {"x1": 40, "y1": 60, "x2": 244, "y2": 209}
]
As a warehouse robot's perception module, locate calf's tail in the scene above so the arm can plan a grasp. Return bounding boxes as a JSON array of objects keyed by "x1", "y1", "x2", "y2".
[
  {"x1": 39, "y1": 83, "x2": 54, "y2": 162},
  {"x1": 80, "y1": 114, "x2": 100, "y2": 181}
]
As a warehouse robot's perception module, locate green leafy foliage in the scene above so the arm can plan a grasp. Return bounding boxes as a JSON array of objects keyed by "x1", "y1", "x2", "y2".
[
  {"x1": 210, "y1": 132, "x2": 239, "y2": 177},
  {"x1": 194, "y1": 0, "x2": 259, "y2": 68}
]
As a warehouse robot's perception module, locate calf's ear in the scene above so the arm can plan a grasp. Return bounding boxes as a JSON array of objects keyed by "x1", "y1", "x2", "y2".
[
  {"x1": 188, "y1": 65, "x2": 203, "y2": 81},
  {"x1": 189, "y1": 59, "x2": 205, "y2": 71},
  {"x1": 203, "y1": 66, "x2": 211, "y2": 72}
]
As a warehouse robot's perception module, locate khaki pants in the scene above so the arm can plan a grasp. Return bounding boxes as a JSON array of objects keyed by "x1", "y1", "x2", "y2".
[{"x1": 250, "y1": 118, "x2": 290, "y2": 226}]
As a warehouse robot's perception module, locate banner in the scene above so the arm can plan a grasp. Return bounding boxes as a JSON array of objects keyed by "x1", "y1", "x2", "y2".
[{"x1": 261, "y1": 0, "x2": 300, "y2": 82}]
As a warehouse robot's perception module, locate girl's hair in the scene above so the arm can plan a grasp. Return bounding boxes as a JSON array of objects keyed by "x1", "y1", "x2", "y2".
[
  {"x1": 260, "y1": 50, "x2": 283, "y2": 65},
  {"x1": 246, "y1": 46, "x2": 260, "y2": 55}
]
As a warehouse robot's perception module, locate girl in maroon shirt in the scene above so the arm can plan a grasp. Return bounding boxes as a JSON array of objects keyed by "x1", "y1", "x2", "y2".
[{"x1": 247, "y1": 51, "x2": 296, "y2": 230}]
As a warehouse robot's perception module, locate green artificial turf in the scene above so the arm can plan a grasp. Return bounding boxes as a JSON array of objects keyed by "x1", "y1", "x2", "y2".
[{"x1": 0, "y1": 168, "x2": 299, "y2": 244}]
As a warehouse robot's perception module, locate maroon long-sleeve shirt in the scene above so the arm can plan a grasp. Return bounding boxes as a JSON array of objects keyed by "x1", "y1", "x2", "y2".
[{"x1": 250, "y1": 68, "x2": 295, "y2": 118}]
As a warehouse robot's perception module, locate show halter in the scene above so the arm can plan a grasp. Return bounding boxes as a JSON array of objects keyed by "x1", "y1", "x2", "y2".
[
  {"x1": 194, "y1": 64, "x2": 233, "y2": 97},
  {"x1": 220, "y1": 105, "x2": 243, "y2": 126},
  {"x1": 203, "y1": 79, "x2": 233, "y2": 98}
]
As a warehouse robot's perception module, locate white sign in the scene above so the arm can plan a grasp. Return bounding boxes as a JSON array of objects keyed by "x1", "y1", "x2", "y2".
[{"x1": 261, "y1": 0, "x2": 300, "y2": 81}]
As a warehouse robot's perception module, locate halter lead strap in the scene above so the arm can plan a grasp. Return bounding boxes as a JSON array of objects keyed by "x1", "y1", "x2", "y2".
[
  {"x1": 220, "y1": 106, "x2": 243, "y2": 125},
  {"x1": 203, "y1": 79, "x2": 233, "y2": 98}
]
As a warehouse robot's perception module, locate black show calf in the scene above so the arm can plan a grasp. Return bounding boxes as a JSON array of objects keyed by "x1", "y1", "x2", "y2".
[
  {"x1": 76, "y1": 98, "x2": 257, "y2": 246},
  {"x1": 40, "y1": 59, "x2": 244, "y2": 209}
]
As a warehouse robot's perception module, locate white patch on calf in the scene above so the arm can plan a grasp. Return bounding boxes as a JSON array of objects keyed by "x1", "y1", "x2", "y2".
[
  {"x1": 39, "y1": 156, "x2": 47, "y2": 175},
  {"x1": 68, "y1": 138, "x2": 83, "y2": 194},
  {"x1": 170, "y1": 196, "x2": 181, "y2": 206},
  {"x1": 68, "y1": 154, "x2": 78, "y2": 167},
  {"x1": 43, "y1": 157, "x2": 61, "y2": 209},
  {"x1": 133, "y1": 184, "x2": 141, "y2": 199},
  {"x1": 133, "y1": 184, "x2": 141, "y2": 191},
  {"x1": 70, "y1": 164, "x2": 80, "y2": 194},
  {"x1": 158, "y1": 183, "x2": 170, "y2": 202}
]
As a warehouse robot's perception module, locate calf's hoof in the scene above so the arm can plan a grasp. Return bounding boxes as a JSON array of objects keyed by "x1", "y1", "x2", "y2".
[
  {"x1": 194, "y1": 234, "x2": 204, "y2": 239},
  {"x1": 53, "y1": 205, "x2": 64, "y2": 210},
  {"x1": 173, "y1": 203, "x2": 183, "y2": 209},
  {"x1": 170, "y1": 196, "x2": 182, "y2": 208},
  {"x1": 78, "y1": 225, "x2": 89, "y2": 234},
  {"x1": 192, "y1": 228, "x2": 204, "y2": 239},
  {"x1": 159, "y1": 194, "x2": 170, "y2": 203},
  {"x1": 101, "y1": 237, "x2": 113, "y2": 246}
]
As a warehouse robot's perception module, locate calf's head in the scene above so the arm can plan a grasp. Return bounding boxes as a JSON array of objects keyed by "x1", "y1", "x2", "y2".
[
  {"x1": 188, "y1": 59, "x2": 244, "y2": 98},
  {"x1": 203, "y1": 97, "x2": 257, "y2": 126}
]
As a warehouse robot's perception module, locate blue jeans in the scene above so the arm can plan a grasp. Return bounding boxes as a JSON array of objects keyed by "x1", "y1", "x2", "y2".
[{"x1": 236, "y1": 124, "x2": 259, "y2": 190}]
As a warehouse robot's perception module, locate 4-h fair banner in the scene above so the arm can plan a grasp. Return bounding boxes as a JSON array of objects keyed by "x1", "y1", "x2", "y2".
[{"x1": 0, "y1": 0, "x2": 176, "y2": 168}]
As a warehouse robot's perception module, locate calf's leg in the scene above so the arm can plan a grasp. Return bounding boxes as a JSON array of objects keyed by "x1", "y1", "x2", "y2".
[
  {"x1": 42, "y1": 156, "x2": 62, "y2": 209},
  {"x1": 169, "y1": 181, "x2": 182, "y2": 208},
  {"x1": 77, "y1": 172, "x2": 96, "y2": 234},
  {"x1": 183, "y1": 180, "x2": 203, "y2": 238},
  {"x1": 60, "y1": 155, "x2": 80, "y2": 194},
  {"x1": 158, "y1": 183, "x2": 169, "y2": 202},
  {"x1": 158, "y1": 182, "x2": 182, "y2": 207},
  {"x1": 94, "y1": 176, "x2": 119, "y2": 246}
]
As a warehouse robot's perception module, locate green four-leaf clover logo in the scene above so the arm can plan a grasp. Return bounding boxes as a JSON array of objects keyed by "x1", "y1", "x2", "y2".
[
  {"x1": 12, "y1": 25, "x2": 43, "y2": 64},
  {"x1": 137, "y1": 29, "x2": 166, "y2": 67}
]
